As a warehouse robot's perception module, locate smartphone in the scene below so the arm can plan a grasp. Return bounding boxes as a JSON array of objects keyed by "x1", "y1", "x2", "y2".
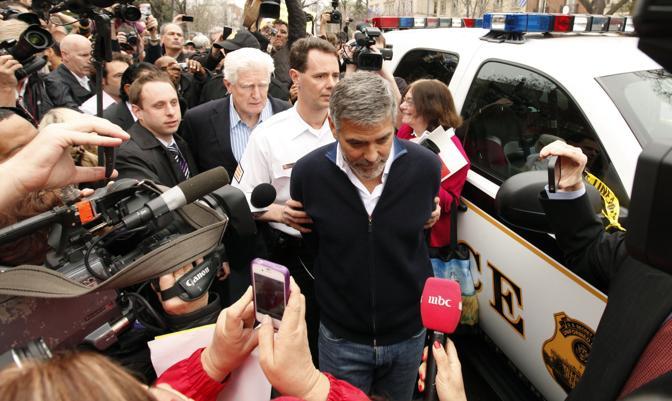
[
  {"x1": 181, "y1": 15, "x2": 194, "y2": 22},
  {"x1": 139, "y1": 3, "x2": 151, "y2": 21},
  {"x1": 547, "y1": 155, "x2": 559, "y2": 193},
  {"x1": 251, "y1": 258, "x2": 290, "y2": 329}
]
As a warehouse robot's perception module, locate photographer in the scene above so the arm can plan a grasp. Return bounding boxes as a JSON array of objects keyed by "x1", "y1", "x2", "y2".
[
  {"x1": 0, "y1": 18, "x2": 54, "y2": 124},
  {"x1": 267, "y1": 0, "x2": 307, "y2": 95}
]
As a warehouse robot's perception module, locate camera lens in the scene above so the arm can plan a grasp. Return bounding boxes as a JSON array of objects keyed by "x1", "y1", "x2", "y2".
[
  {"x1": 123, "y1": 5, "x2": 141, "y2": 21},
  {"x1": 25, "y1": 30, "x2": 48, "y2": 47}
]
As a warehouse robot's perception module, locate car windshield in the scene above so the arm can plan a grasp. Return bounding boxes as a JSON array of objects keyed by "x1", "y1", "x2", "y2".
[{"x1": 597, "y1": 69, "x2": 672, "y2": 147}]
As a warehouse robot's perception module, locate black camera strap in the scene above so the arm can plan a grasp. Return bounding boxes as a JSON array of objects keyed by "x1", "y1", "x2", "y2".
[{"x1": 157, "y1": 245, "x2": 224, "y2": 302}]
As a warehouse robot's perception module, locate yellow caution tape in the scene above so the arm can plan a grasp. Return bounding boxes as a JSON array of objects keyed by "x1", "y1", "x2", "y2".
[{"x1": 584, "y1": 172, "x2": 626, "y2": 232}]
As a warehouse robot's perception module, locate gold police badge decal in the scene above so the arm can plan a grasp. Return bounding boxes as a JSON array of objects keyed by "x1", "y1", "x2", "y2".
[{"x1": 542, "y1": 312, "x2": 595, "y2": 393}]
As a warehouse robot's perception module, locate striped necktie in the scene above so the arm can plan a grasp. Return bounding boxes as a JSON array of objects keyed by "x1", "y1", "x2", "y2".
[{"x1": 166, "y1": 143, "x2": 190, "y2": 180}]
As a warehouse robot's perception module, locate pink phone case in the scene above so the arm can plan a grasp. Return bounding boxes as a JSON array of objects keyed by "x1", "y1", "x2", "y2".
[{"x1": 251, "y1": 258, "x2": 290, "y2": 323}]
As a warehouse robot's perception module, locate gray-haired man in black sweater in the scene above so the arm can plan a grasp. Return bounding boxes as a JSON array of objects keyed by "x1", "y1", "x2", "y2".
[{"x1": 289, "y1": 72, "x2": 441, "y2": 401}]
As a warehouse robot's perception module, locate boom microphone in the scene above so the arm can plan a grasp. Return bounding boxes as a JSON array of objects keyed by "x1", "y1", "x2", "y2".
[
  {"x1": 122, "y1": 167, "x2": 230, "y2": 229},
  {"x1": 420, "y1": 277, "x2": 462, "y2": 401}
]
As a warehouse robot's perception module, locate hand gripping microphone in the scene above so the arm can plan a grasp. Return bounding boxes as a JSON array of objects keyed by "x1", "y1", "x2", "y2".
[
  {"x1": 122, "y1": 167, "x2": 230, "y2": 230},
  {"x1": 420, "y1": 277, "x2": 463, "y2": 401}
]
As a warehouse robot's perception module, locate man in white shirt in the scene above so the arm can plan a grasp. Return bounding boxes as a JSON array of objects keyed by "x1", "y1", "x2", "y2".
[
  {"x1": 80, "y1": 52, "x2": 132, "y2": 115},
  {"x1": 44, "y1": 34, "x2": 94, "y2": 108},
  {"x1": 233, "y1": 37, "x2": 341, "y2": 362}
]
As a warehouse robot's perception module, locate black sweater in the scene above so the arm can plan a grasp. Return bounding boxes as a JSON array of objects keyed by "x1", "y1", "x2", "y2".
[{"x1": 291, "y1": 138, "x2": 441, "y2": 345}]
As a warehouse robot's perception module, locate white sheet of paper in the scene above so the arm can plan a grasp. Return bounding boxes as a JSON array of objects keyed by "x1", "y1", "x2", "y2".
[
  {"x1": 424, "y1": 126, "x2": 468, "y2": 181},
  {"x1": 148, "y1": 325, "x2": 272, "y2": 401}
]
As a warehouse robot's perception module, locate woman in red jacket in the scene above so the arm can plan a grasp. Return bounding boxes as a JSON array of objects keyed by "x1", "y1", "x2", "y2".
[{"x1": 398, "y1": 79, "x2": 470, "y2": 248}]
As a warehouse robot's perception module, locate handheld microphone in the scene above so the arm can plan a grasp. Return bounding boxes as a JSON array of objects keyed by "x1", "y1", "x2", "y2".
[
  {"x1": 420, "y1": 277, "x2": 462, "y2": 401},
  {"x1": 122, "y1": 167, "x2": 230, "y2": 230},
  {"x1": 250, "y1": 183, "x2": 276, "y2": 209}
]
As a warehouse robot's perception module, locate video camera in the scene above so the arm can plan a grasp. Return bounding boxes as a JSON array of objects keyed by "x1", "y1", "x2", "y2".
[
  {"x1": 0, "y1": 168, "x2": 275, "y2": 361},
  {"x1": 32, "y1": 0, "x2": 139, "y2": 21},
  {"x1": 351, "y1": 26, "x2": 393, "y2": 71},
  {"x1": 326, "y1": 0, "x2": 341, "y2": 24},
  {"x1": 0, "y1": 24, "x2": 53, "y2": 80}
]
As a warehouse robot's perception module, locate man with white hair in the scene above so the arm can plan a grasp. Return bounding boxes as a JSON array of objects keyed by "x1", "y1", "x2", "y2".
[
  {"x1": 179, "y1": 47, "x2": 290, "y2": 178},
  {"x1": 44, "y1": 34, "x2": 93, "y2": 108}
]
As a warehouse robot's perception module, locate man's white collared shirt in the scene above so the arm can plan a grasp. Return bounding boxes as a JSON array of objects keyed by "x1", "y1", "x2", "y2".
[
  {"x1": 335, "y1": 142, "x2": 395, "y2": 216},
  {"x1": 74, "y1": 73, "x2": 90, "y2": 91},
  {"x1": 233, "y1": 104, "x2": 334, "y2": 237}
]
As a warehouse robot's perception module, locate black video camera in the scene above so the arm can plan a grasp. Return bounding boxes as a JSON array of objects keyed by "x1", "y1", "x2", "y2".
[
  {"x1": 352, "y1": 26, "x2": 392, "y2": 71},
  {"x1": 0, "y1": 24, "x2": 53, "y2": 80},
  {"x1": 0, "y1": 168, "x2": 263, "y2": 356},
  {"x1": 327, "y1": 0, "x2": 341, "y2": 24},
  {"x1": 111, "y1": 2, "x2": 141, "y2": 22}
]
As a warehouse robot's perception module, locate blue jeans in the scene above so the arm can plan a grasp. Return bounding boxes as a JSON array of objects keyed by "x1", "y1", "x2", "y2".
[{"x1": 318, "y1": 323, "x2": 426, "y2": 401}]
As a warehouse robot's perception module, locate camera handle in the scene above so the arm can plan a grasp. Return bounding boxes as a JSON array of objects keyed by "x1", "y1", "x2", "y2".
[{"x1": 92, "y1": 13, "x2": 116, "y2": 184}]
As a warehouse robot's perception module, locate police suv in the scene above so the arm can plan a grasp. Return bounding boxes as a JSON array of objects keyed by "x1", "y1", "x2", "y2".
[{"x1": 380, "y1": 13, "x2": 672, "y2": 401}]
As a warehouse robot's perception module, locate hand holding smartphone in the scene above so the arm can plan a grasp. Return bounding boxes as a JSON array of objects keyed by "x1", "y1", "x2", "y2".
[
  {"x1": 251, "y1": 258, "x2": 290, "y2": 330},
  {"x1": 547, "y1": 155, "x2": 560, "y2": 193}
]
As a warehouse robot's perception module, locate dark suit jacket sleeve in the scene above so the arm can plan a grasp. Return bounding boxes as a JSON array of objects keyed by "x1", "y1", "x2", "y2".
[
  {"x1": 540, "y1": 192, "x2": 628, "y2": 293},
  {"x1": 116, "y1": 145, "x2": 162, "y2": 183},
  {"x1": 44, "y1": 74, "x2": 79, "y2": 109},
  {"x1": 290, "y1": 157, "x2": 318, "y2": 249},
  {"x1": 144, "y1": 42, "x2": 162, "y2": 65},
  {"x1": 286, "y1": 0, "x2": 307, "y2": 45}
]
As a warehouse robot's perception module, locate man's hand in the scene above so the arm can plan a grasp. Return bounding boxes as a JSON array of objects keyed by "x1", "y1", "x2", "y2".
[
  {"x1": 157, "y1": 261, "x2": 209, "y2": 316},
  {"x1": 117, "y1": 32, "x2": 128, "y2": 44},
  {"x1": 0, "y1": 55, "x2": 19, "y2": 107},
  {"x1": 258, "y1": 278, "x2": 330, "y2": 401},
  {"x1": 1, "y1": 116, "x2": 129, "y2": 201},
  {"x1": 282, "y1": 199, "x2": 313, "y2": 233},
  {"x1": 217, "y1": 261, "x2": 231, "y2": 281},
  {"x1": 424, "y1": 196, "x2": 441, "y2": 229},
  {"x1": 200, "y1": 286, "x2": 258, "y2": 382},
  {"x1": 186, "y1": 59, "x2": 205, "y2": 77},
  {"x1": 539, "y1": 140, "x2": 587, "y2": 192},
  {"x1": 417, "y1": 340, "x2": 467, "y2": 401},
  {"x1": 172, "y1": 14, "x2": 185, "y2": 24},
  {"x1": 145, "y1": 15, "x2": 159, "y2": 40}
]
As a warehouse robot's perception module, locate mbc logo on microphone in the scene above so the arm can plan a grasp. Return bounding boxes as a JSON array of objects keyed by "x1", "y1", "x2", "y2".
[
  {"x1": 427, "y1": 295, "x2": 458, "y2": 308},
  {"x1": 421, "y1": 277, "x2": 463, "y2": 334}
]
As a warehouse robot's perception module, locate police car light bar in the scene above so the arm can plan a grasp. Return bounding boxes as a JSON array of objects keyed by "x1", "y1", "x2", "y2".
[
  {"x1": 370, "y1": 12, "x2": 635, "y2": 34},
  {"x1": 481, "y1": 12, "x2": 635, "y2": 35}
]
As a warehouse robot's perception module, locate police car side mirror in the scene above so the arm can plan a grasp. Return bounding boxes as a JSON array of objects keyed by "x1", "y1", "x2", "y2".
[{"x1": 495, "y1": 171, "x2": 602, "y2": 234}]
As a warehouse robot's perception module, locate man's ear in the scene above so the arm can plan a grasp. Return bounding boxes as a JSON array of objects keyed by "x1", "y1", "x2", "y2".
[
  {"x1": 223, "y1": 79, "x2": 233, "y2": 93},
  {"x1": 289, "y1": 68, "x2": 300, "y2": 86},
  {"x1": 123, "y1": 83, "x2": 132, "y2": 97},
  {"x1": 131, "y1": 104, "x2": 142, "y2": 120}
]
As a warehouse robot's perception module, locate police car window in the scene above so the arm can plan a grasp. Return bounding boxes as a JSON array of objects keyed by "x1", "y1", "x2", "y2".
[
  {"x1": 458, "y1": 61, "x2": 630, "y2": 208},
  {"x1": 393, "y1": 49, "x2": 459, "y2": 87},
  {"x1": 597, "y1": 69, "x2": 672, "y2": 148}
]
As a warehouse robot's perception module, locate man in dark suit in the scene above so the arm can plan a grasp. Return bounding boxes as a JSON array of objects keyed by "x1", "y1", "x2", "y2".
[
  {"x1": 180, "y1": 47, "x2": 290, "y2": 179},
  {"x1": 537, "y1": 141, "x2": 672, "y2": 401},
  {"x1": 116, "y1": 72, "x2": 197, "y2": 186},
  {"x1": 44, "y1": 34, "x2": 93, "y2": 109},
  {"x1": 103, "y1": 62, "x2": 159, "y2": 131}
]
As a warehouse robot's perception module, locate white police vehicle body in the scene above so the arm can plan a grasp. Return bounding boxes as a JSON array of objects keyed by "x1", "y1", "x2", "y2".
[{"x1": 381, "y1": 14, "x2": 671, "y2": 401}]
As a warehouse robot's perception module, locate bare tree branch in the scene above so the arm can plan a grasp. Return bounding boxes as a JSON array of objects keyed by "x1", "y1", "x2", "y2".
[{"x1": 606, "y1": 0, "x2": 630, "y2": 14}]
